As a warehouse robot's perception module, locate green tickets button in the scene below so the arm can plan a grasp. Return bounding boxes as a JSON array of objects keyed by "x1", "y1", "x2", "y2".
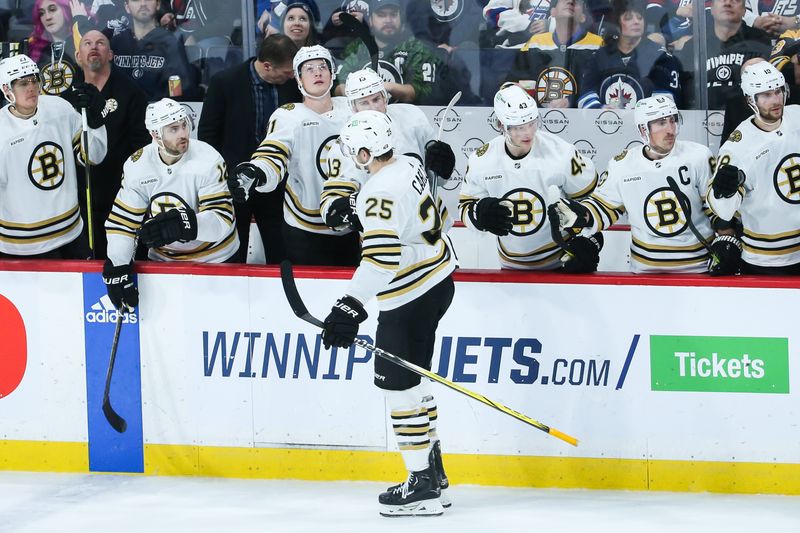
[{"x1": 650, "y1": 335, "x2": 789, "y2": 393}]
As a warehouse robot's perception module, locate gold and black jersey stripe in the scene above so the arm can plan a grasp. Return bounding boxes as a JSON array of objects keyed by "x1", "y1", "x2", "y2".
[
  {"x1": 361, "y1": 230, "x2": 401, "y2": 269},
  {"x1": 498, "y1": 239, "x2": 562, "y2": 269},
  {"x1": 742, "y1": 227, "x2": 800, "y2": 256},
  {"x1": 458, "y1": 195, "x2": 478, "y2": 225},
  {"x1": 377, "y1": 240, "x2": 453, "y2": 302},
  {"x1": 630, "y1": 236, "x2": 711, "y2": 269},
  {"x1": 568, "y1": 171, "x2": 599, "y2": 199},
  {"x1": 198, "y1": 191, "x2": 235, "y2": 226},
  {"x1": 284, "y1": 183, "x2": 328, "y2": 231},
  {"x1": 583, "y1": 195, "x2": 623, "y2": 231},
  {"x1": 105, "y1": 199, "x2": 146, "y2": 238},
  {"x1": 0, "y1": 204, "x2": 81, "y2": 244},
  {"x1": 153, "y1": 229, "x2": 238, "y2": 261},
  {"x1": 320, "y1": 179, "x2": 359, "y2": 216},
  {"x1": 252, "y1": 140, "x2": 289, "y2": 180}
]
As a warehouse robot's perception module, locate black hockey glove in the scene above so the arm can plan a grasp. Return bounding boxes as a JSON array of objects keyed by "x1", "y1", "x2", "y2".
[
  {"x1": 324, "y1": 194, "x2": 362, "y2": 232},
  {"x1": 712, "y1": 164, "x2": 745, "y2": 199},
  {"x1": 322, "y1": 296, "x2": 368, "y2": 350},
  {"x1": 708, "y1": 235, "x2": 742, "y2": 276},
  {"x1": 561, "y1": 233, "x2": 604, "y2": 274},
  {"x1": 549, "y1": 198, "x2": 594, "y2": 230},
  {"x1": 470, "y1": 197, "x2": 514, "y2": 236},
  {"x1": 424, "y1": 140, "x2": 456, "y2": 180},
  {"x1": 72, "y1": 82, "x2": 106, "y2": 128},
  {"x1": 138, "y1": 206, "x2": 198, "y2": 248},
  {"x1": 103, "y1": 260, "x2": 138, "y2": 311},
  {"x1": 229, "y1": 162, "x2": 267, "y2": 204}
]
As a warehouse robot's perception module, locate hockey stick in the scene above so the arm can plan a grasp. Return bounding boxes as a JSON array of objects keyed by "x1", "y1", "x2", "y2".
[
  {"x1": 340, "y1": 12, "x2": 378, "y2": 72},
  {"x1": 428, "y1": 91, "x2": 462, "y2": 201},
  {"x1": 102, "y1": 307, "x2": 127, "y2": 433},
  {"x1": 81, "y1": 108, "x2": 95, "y2": 258},
  {"x1": 665, "y1": 176, "x2": 716, "y2": 259},
  {"x1": 279, "y1": 261, "x2": 579, "y2": 447}
]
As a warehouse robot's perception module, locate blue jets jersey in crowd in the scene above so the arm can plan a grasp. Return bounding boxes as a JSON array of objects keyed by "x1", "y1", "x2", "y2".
[{"x1": 578, "y1": 39, "x2": 682, "y2": 109}]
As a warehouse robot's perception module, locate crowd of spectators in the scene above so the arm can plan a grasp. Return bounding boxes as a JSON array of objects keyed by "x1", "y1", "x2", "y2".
[{"x1": 0, "y1": 0, "x2": 798, "y2": 107}]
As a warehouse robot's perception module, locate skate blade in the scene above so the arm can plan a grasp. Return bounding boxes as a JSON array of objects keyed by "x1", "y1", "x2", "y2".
[
  {"x1": 379, "y1": 498, "x2": 445, "y2": 517},
  {"x1": 439, "y1": 488, "x2": 452, "y2": 508}
]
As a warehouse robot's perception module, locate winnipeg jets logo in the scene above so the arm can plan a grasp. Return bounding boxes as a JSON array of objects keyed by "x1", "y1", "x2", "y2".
[
  {"x1": 600, "y1": 74, "x2": 643, "y2": 109},
  {"x1": 430, "y1": 0, "x2": 463, "y2": 22}
]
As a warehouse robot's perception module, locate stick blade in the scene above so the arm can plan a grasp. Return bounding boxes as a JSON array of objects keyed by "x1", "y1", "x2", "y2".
[{"x1": 102, "y1": 399, "x2": 127, "y2": 433}]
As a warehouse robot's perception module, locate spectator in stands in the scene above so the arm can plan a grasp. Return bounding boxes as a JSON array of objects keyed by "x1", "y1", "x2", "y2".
[
  {"x1": 645, "y1": 0, "x2": 704, "y2": 46},
  {"x1": 28, "y1": 0, "x2": 78, "y2": 95},
  {"x1": 86, "y1": 0, "x2": 131, "y2": 37},
  {"x1": 158, "y1": 1, "x2": 241, "y2": 46},
  {"x1": 336, "y1": 0, "x2": 442, "y2": 104},
  {"x1": 110, "y1": 0, "x2": 199, "y2": 100},
  {"x1": 483, "y1": 0, "x2": 552, "y2": 48},
  {"x1": 579, "y1": 0, "x2": 683, "y2": 108},
  {"x1": 322, "y1": 0, "x2": 369, "y2": 58},
  {"x1": 198, "y1": 34, "x2": 301, "y2": 264},
  {"x1": 281, "y1": 1, "x2": 320, "y2": 48},
  {"x1": 507, "y1": 0, "x2": 603, "y2": 108},
  {"x1": 694, "y1": 0, "x2": 770, "y2": 109},
  {"x1": 405, "y1": 0, "x2": 483, "y2": 51},
  {"x1": 72, "y1": 27, "x2": 150, "y2": 259},
  {"x1": 744, "y1": 0, "x2": 798, "y2": 36}
]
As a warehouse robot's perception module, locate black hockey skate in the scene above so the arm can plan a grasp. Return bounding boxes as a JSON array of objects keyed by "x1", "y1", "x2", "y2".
[
  {"x1": 378, "y1": 465, "x2": 443, "y2": 517},
  {"x1": 431, "y1": 441, "x2": 452, "y2": 508}
]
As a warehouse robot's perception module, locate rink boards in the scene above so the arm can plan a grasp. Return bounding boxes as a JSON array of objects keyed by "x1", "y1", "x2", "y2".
[{"x1": 0, "y1": 262, "x2": 798, "y2": 495}]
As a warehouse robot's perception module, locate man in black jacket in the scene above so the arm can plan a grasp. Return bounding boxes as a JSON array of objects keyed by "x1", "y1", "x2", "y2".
[
  {"x1": 198, "y1": 34, "x2": 301, "y2": 263},
  {"x1": 110, "y1": 0, "x2": 199, "y2": 100},
  {"x1": 71, "y1": 28, "x2": 151, "y2": 259}
]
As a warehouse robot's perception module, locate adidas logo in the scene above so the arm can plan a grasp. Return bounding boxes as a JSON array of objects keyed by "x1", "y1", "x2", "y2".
[{"x1": 85, "y1": 294, "x2": 138, "y2": 324}]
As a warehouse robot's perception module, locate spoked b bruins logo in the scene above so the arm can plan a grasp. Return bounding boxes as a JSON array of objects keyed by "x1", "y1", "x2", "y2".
[
  {"x1": 40, "y1": 61, "x2": 75, "y2": 95},
  {"x1": 643, "y1": 187, "x2": 688, "y2": 237},
  {"x1": 773, "y1": 153, "x2": 800, "y2": 204},
  {"x1": 536, "y1": 67, "x2": 576, "y2": 104},
  {"x1": 317, "y1": 134, "x2": 341, "y2": 181},
  {"x1": 28, "y1": 142, "x2": 65, "y2": 190},
  {"x1": 148, "y1": 192, "x2": 190, "y2": 217},
  {"x1": 501, "y1": 187, "x2": 546, "y2": 236}
]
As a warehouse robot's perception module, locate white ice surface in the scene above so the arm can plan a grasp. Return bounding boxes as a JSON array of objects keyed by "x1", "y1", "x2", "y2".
[{"x1": 0, "y1": 473, "x2": 798, "y2": 533}]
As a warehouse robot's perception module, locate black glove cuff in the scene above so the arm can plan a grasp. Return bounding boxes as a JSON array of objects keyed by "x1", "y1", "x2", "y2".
[
  {"x1": 334, "y1": 296, "x2": 368, "y2": 323},
  {"x1": 712, "y1": 234, "x2": 742, "y2": 251}
]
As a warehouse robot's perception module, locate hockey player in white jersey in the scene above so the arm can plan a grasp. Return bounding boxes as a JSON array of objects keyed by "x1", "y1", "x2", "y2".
[
  {"x1": 230, "y1": 45, "x2": 357, "y2": 266},
  {"x1": 321, "y1": 111, "x2": 456, "y2": 517},
  {"x1": 320, "y1": 68, "x2": 456, "y2": 233},
  {"x1": 550, "y1": 95, "x2": 733, "y2": 274},
  {"x1": 102, "y1": 99, "x2": 238, "y2": 310},
  {"x1": 707, "y1": 60, "x2": 800, "y2": 275},
  {"x1": 459, "y1": 82, "x2": 600, "y2": 271},
  {"x1": 0, "y1": 54, "x2": 107, "y2": 258}
]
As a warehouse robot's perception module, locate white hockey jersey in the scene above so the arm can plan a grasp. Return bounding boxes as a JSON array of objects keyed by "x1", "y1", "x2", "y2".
[
  {"x1": 320, "y1": 103, "x2": 435, "y2": 231},
  {"x1": 0, "y1": 95, "x2": 107, "y2": 255},
  {"x1": 459, "y1": 132, "x2": 597, "y2": 270},
  {"x1": 105, "y1": 140, "x2": 238, "y2": 265},
  {"x1": 249, "y1": 98, "x2": 351, "y2": 235},
  {"x1": 581, "y1": 141, "x2": 715, "y2": 273},
  {"x1": 346, "y1": 155, "x2": 457, "y2": 311},
  {"x1": 708, "y1": 105, "x2": 800, "y2": 268}
]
